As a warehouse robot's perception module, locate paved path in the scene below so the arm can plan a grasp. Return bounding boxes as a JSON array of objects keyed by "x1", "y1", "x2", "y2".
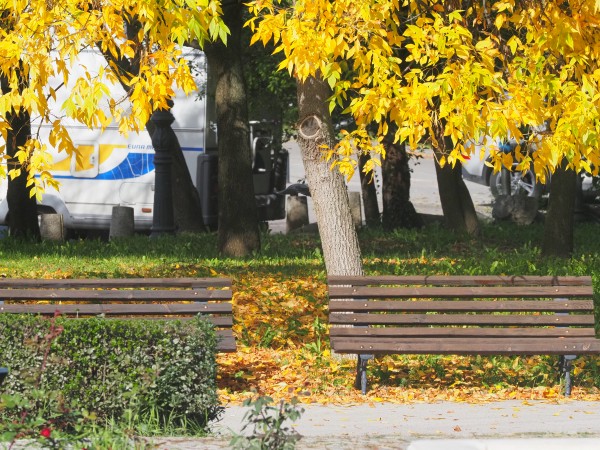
[
  {"x1": 154, "y1": 147, "x2": 586, "y2": 448},
  {"x1": 268, "y1": 143, "x2": 494, "y2": 233},
  {"x1": 149, "y1": 400, "x2": 600, "y2": 449}
]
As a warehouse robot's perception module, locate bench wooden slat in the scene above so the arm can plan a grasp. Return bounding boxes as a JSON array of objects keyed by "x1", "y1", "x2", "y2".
[
  {"x1": 133, "y1": 316, "x2": 234, "y2": 327},
  {"x1": 0, "y1": 289, "x2": 231, "y2": 301},
  {"x1": 327, "y1": 274, "x2": 596, "y2": 394},
  {"x1": 330, "y1": 312, "x2": 595, "y2": 327},
  {"x1": 216, "y1": 330, "x2": 237, "y2": 352},
  {"x1": 329, "y1": 285, "x2": 593, "y2": 299},
  {"x1": 0, "y1": 277, "x2": 232, "y2": 289},
  {"x1": 328, "y1": 275, "x2": 593, "y2": 287},
  {"x1": 329, "y1": 299, "x2": 594, "y2": 312},
  {"x1": 2, "y1": 311, "x2": 233, "y2": 328},
  {"x1": 0, "y1": 303, "x2": 232, "y2": 315},
  {"x1": 0, "y1": 278, "x2": 236, "y2": 352},
  {"x1": 329, "y1": 327, "x2": 597, "y2": 338},
  {"x1": 332, "y1": 338, "x2": 600, "y2": 355}
]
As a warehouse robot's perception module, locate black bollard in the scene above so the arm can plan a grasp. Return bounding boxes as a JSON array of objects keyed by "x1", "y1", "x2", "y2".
[{"x1": 150, "y1": 106, "x2": 176, "y2": 237}]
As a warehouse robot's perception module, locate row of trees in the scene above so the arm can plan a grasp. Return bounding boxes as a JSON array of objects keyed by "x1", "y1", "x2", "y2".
[
  {"x1": 248, "y1": 0, "x2": 600, "y2": 265},
  {"x1": 1, "y1": 1, "x2": 598, "y2": 268},
  {"x1": 0, "y1": 0, "x2": 228, "y2": 237}
]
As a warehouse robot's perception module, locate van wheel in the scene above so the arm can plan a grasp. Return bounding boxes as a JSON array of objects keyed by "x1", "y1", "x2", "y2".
[{"x1": 490, "y1": 167, "x2": 542, "y2": 198}]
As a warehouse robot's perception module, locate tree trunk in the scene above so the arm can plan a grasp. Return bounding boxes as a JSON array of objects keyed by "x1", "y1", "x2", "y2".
[
  {"x1": 381, "y1": 141, "x2": 423, "y2": 230},
  {"x1": 542, "y1": 163, "x2": 576, "y2": 258},
  {"x1": 358, "y1": 152, "x2": 380, "y2": 227},
  {"x1": 204, "y1": 1, "x2": 260, "y2": 256},
  {"x1": 1, "y1": 72, "x2": 40, "y2": 239},
  {"x1": 99, "y1": 23, "x2": 206, "y2": 234},
  {"x1": 432, "y1": 134, "x2": 480, "y2": 236},
  {"x1": 146, "y1": 121, "x2": 206, "y2": 233},
  {"x1": 296, "y1": 76, "x2": 362, "y2": 276}
]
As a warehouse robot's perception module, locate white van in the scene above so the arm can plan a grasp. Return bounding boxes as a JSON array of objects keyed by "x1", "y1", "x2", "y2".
[{"x1": 0, "y1": 48, "x2": 286, "y2": 234}]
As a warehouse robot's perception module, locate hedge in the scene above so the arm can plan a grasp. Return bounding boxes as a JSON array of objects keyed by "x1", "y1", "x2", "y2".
[{"x1": 0, "y1": 314, "x2": 221, "y2": 428}]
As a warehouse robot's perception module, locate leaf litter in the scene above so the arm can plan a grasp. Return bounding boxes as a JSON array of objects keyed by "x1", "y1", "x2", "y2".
[{"x1": 218, "y1": 275, "x2": 600, "y2": 405}]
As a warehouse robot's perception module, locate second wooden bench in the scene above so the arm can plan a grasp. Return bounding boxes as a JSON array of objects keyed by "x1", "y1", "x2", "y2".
[
  {"x1": 0, "y1": 277, "x2": 236, "y2": 352},
  {"x1": 328, "y1": 275, "x2": 598, "y2": 395}
]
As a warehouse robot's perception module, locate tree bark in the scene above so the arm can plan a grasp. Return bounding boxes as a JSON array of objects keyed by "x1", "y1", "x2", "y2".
[
  {"x1": 381, "y1": 141, "x2": 423, "y2": 230},
  {"x1": 433, "y1": 134, "x2": 480, "y2": 236},
  {"x1": 1, "y1": 71, "x2": 40, "y2": 239},
  {"x1": 542, "y1": 163, "x2": 576, "y2": 258},
  {"x1": 296, "y1": 76, "x2": 363, "y2": 276},
  {"x1": 204, "y1": 0, "x2": 260, "y2": 256},
  {"x1": 358, "y1": 152, "x2": 380, "y2": 227},
  {"x1": 99, "y1": 21, "x2": 206, "y2": 234},
  {"x1": 145, "y1": 121, "x2": 206, "y2": 233}
]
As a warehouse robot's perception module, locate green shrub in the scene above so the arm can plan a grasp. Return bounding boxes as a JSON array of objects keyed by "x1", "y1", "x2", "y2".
[
  {"x1": 593, "y1": 275, "x2": 600, "y2": 339},
  {"x1": 0, "y1": 314, "x2": 221, "y2": 429}
]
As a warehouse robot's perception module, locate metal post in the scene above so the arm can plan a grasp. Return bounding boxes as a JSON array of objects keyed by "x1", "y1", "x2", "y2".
[
  {"x1": 355, "y1": 354, "x2": 373, "y2": 394},
  {"x1": 150, "y1": 106, "x2": 176, "y2": 237},
  {"x1": 561, "y1": 355, "x2": 576, "y2": 397}
]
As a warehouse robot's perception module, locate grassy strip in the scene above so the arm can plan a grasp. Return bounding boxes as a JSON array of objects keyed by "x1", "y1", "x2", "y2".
[
  {"x1": 0, "y1": 221, "x2": 596, "y2": 278},
  {"x1": 1, "y1": 220, "x2": 599, "y2": 404}
]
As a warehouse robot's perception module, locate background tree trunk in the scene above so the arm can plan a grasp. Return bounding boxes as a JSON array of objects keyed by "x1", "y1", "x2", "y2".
[
  {"x1": 100, "y1": 22, "x2": 206, "y2": 234},
  {"x1": 433, "y1": 137, "x2": 480, "y2": 236},
  {"x1": 204, "y1": 0, "x2": 260, "y2": 256},
  {"x1": 296, "y1": 76, "x2": 362, "y2": 276},
  {"x1": 146, "y1": 121, "x2": 206, "y2": 233},
  {"x1": 6, "y1": 111, "x2": 39, "y2": 239},
  {"x1": 1, "y1": 71, "x2": 40, "y2": 239},
  {"x1": 381, "y1": 141, "x2": 423, "y2": 230},
  {"x1": 542, "y1": 163, "x2": 576, "y2": 258},
  {"x1": 358, "y1": 152, "x2": 380, "y2": 227}
]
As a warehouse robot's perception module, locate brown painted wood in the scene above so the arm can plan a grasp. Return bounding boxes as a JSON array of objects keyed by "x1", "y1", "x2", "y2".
[
  {"x1": 328, "y1": 275, "x2": 593, "y2": 286},
  {"x1": 216, "y1": 331, "x2": 237, "y2": 352},
  {"x1": 0, "y1": 303, "x2": 232, "y2": 315},
  {"x1": 327, "y1": 274, "x2": 599, "y2": 389},
  {"x1": 331, "y1": 338, "x2": 600, "y2": 355},
  {"x1": 329, "y1": 299, "x2": 594, "y2": 312},
  {"x1": 1, "y1": 312, "x2": 233, "y2": 327},
  {"x1": 329, "y1": 285, "x2": 593, "y2": 299},
  {"x1": 0, "y1": 277, "x2": 236, "y2": 352},
  {"x1": 329, "y1": 312, "x2": 595, "y2": 326},
  {"x1": 329, "y1": 327, "x2": 596, "y2": 338},
  {"x1": 0, "y1": 277, "x2": 232, "y2": 288},
  {"x1": 0, "y1": 289, "x2": 231, "y2": 301},
  {"x1": 147, "y1": 316, "x2": 234, "y2": 327}
]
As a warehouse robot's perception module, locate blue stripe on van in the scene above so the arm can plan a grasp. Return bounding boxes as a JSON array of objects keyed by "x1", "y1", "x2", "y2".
[
  {"x1": 96, "y1": 153, "x2": 154, "y2": 180},
  {"x1": 50, "y1": 153, "x2": 154, "y2": 180},
  {"x1": 50, "y1": 147, "x2": 203, "y2": 180}
]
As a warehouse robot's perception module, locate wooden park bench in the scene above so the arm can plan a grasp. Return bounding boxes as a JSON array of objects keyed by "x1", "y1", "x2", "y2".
[
  {"x1": 328, "y1": 275, "x2": 598, "y2": 396},
  {"x1": 0, "y1": 277, "x2": 236, "y2": 352}
]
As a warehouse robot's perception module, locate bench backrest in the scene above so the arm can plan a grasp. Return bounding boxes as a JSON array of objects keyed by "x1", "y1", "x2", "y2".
[
  {"x1": 0, "y1": 277, "x2": 235, "y2": 352},
  {"x1": 327, "y1": 275, "x2": 597, "y2": 355}
]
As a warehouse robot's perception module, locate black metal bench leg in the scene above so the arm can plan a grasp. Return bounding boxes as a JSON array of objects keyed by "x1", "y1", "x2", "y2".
[
  {"x1": 561, "y1": 355, "x2": 576, "y2": 397},
  {"x1": 355, "y1": 354, "x2": 373, "y2": 394}
]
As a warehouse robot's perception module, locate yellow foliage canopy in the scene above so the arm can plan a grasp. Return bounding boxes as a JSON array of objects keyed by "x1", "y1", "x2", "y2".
[
  {"x1": 247, "y1": 0, "x2": 600, "y2": 181},
  {"x1": 0, "y1": 0, "x2": 227, "y2": 198}
]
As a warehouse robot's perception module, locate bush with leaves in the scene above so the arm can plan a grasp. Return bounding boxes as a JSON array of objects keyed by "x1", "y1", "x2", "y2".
[
  {"x1": 230, "y1": 395, "x2": 304, "y2": 450},
  {"x1": 0, "y1": 314, "x2": 222, "y2": 433}
]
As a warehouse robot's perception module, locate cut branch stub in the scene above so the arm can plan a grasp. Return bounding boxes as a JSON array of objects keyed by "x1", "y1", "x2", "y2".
[{"x1": 298, "y1": 115, "x2": 323, "y2": 140}]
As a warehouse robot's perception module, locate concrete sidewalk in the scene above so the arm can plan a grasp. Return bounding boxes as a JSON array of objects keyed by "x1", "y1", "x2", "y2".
[
  {"x1": 150, "y1": 400, "x2": 600, "y2": 449},
  {"x1": 407, "y1": 438, "x2": 600, "y2": 450}
]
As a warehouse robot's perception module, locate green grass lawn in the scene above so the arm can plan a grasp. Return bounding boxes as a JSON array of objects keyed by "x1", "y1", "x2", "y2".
[
  {"x1": 2, "y1": 220, "x2": 600, "y2": 445},
  {"x1": 0, "y1": 220, "x2": 597, "y2": 279}
]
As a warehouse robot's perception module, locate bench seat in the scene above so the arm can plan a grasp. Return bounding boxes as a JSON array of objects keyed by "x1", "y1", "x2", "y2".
[
  {"x1": 0, "y1": 277, "x2": 236, "y2": 352},
  {"x1": 328, "y1": 275, "x2": 597, "y2": 395}
]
